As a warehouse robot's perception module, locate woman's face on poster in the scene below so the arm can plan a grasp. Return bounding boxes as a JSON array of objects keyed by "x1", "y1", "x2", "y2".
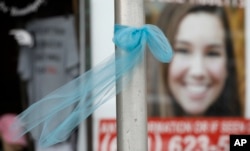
[{"x1": 168, "y1": 12, "x2": 228, "y2": 115}]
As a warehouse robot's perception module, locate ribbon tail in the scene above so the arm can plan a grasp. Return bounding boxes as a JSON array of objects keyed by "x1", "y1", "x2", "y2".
[
  {"x1": 12, "y1": 47, "x2": 142, "y2": 147},
  {"x1": 145, "y1": 25, "x2": 173, "y2": 63}
]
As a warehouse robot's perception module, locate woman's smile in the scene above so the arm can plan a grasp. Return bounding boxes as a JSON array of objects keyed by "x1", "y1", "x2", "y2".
[{"x1": 185, "y1": 83, "x2": 209, "y2": 100}]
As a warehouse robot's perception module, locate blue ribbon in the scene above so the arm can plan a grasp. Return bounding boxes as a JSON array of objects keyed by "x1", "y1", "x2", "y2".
[{"x1": 12, "y1": 24, "x2": 173, "y2": 147}]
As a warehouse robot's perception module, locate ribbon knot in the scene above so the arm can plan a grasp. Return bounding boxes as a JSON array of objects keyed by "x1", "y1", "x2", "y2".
[
  {"x1": 12, "y1": 24, "x2": 173, "y2": 147},
  {"x1": 113, "y1": 25, "x2": 146, "y2": 53},
  {"x1": 113, "y1": 24, "x2": 173, "y2": 63}
]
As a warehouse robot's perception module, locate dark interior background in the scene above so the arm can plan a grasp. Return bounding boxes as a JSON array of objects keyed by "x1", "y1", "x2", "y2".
[{"x1": 0, "y1": 0, "x2": 73, "y2": 116}]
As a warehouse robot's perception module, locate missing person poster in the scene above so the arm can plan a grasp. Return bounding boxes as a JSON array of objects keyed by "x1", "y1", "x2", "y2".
[
  {"x1": 97, "y1": 0, "x2": 250, "y2": 150},
  {"x1": 145, "y1": 0, "x2": 249, "y2": 150},
  {"x1": 146, "y1": 0, "x2": 245, "y2": 118}
]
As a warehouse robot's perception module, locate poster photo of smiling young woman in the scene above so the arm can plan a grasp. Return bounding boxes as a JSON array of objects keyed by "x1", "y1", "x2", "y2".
[
  {"x1": 146, "y1": 1, "x2": 246, "y2": 118},
  {"x1": 144, "y1": 2, "x2": 249, "y2": 150}
]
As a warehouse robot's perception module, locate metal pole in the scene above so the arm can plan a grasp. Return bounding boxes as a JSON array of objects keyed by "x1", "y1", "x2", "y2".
[
  {"x1": 115, "y1": 0, "x2": 147, "y2": 151},
  {"x1": 77, "y1": 0, "x2": 87, "y2": 151}
]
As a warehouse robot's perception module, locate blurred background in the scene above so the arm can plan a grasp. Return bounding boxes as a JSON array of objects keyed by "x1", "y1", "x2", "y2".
[{"x1": 0, "y1": 0, "x2": 248, "y2": 151}]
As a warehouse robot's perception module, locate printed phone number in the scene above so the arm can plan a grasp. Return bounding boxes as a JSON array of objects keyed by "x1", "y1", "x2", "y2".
[
  {"x1": 99, "y1": 134, "x2": 230, "y2": 151},
  {"x1": 166, "y1": 135, "x2": 229, "y2": 151}
]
